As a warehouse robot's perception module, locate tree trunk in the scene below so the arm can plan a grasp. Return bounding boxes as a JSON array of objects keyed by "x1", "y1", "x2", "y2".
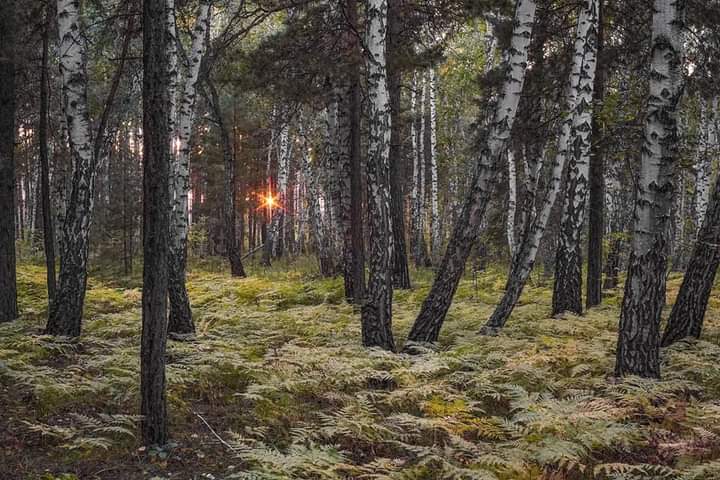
[
  {"x1": 552, "y1": 0, "x2": 600, "y2": 316},
  {"x1": 387, "y1": 0, "x2": 411, "y2": 289},
  {"x1": 45, "y1": 0, "x2": 97, "y2": 337},
  {"x1": 428, "y1": 68, "x2": 440, "y2": 263},
  {"x1": 483, "y1": 0, "x2": 597, "y2": 332},
  {"x1": 404, "y1": 0, "x2": 537, "y2": 347},
  {"x1": 0, "y1": 0, "x2": 18, "y2": 323},
  {"x1": 661, "y1": 167, "x2": 720, "y2": 346},
  {"x1": 585, "y1": 0, "x2": 606, "y2": 309},
  {"x1": 362, "y1": 0, "x2": 395, "y2": 351},
  {"x1": 615, "y1": 0, "x2": 685, "y2": 379},
  {"x1": 39, "y1": 4, "x2": 56, "y2": 305},
  {"x1": 141, "y1": 0, "x2": 170, "y2": 447},
  {"x1": 340, "y1": 0, "x2": 366, "y2": 303},
  {"x1": 207, "y1": 80, "x2": 246, "y2": 277},
  {"x1": 506, "y1": 150, "x2": 517, "y2": 258},
  {"x1": 168, "y1": 0, "x2": 211, "y2": 335}
]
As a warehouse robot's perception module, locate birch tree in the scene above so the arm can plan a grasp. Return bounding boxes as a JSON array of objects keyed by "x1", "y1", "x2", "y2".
[
  {"x1": 694, "y1": 98, "x2": 711, "y2": 227},
  {"x1": 362, "y1": 0, "x2": 395, "y2": 351},
  {"x1": 0, "y1": 0, "x2": 17, "y2": 323},
  {"x1": 429, "y1": 68, "x2": 441, "y2": 262},
  {"x1": 506, "y1": 150, "x2": 518, "y2": 258},
  {"x1": 482, "y1": 0, "x2": 598, "y2": 332},
  {"x1": 167, "y1": 0, "x2": 212, "y2": 336},
  {"x1": 662, "y1": 162, "x2": 720, "y2": 347},
  {"x1": 45, "y1": 0, "x2": 99, "y2": 336},
  {"x1": 615, "y1": 0, "x2": 686, "y2": 379},
  {"x1": 552, "y1": 0, "x2": 600, "y2": 316},
  {"x1": 404, "y1": 0, "x2": 537, "y2": 347}
]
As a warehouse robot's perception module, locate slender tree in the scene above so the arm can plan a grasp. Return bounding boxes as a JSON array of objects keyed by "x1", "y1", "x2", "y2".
[
  {"x1": 483, "y1": 0, "x2": 599, "y2": 332},
  {"x1": 362, "y1": 0, "x2": 395, "y2": 351},
  {"x1": 0, "y1": 0, "x2": 18, "y2": 323},
  {"x1": 168, "y1": 0, "x2": 212, "y2": 335},
  {"x1": 404, "y1": 0, "x2": 537, "y2": 346},
  {"x1": 552, "y1": 0, "x2": 600, "y2": 316},
  {"x1": 141, "y1": 0, "x2": 171, "y2": 446},
  {"x1": 39, "y1": 2, "x2": 56, "y2": 305},
  {"x1": 615, "y1": 0, "x2": 686, "y2": 378},
  {"x1": 585, "y1": 0, "x2": 606, "y2": 309}
]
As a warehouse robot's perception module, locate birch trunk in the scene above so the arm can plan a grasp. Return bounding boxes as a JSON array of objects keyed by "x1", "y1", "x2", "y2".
[
  {"x1": 483, "y1": 0, "x2": 598, "y2": 332},
  {"x1": 662, "y1": 163, "x2": 720, "y2": 347},
  {"x1": 0, "y1": 0, "x2": 18, "y2": 322},
  {"x1": 415, "y1": 74, "x2": 430, "y2": 267},
  {"x1": 45, "y1": 0, "x2": 97, "y2": 336},
  {"x1": 405, "y1": 0, "x2": 537, "y2": 347},
  {"x1": 429, "y1": 68, "x2": 440, "y2": 263},
  {"x1": 695, "y1": 98, "x2": 711, "y2": 228},
  {"x1": 362, "y1": 0, "x2": 395, "y2": 351},
  {"x1": 552, "y1": 0, "x2": 600, "y2": 316},
  {"x1": 506, "y1": 150, "x2": 517, "y2": 258},
  {"x1": 168, "y1": 0, "x2": 211, "y2": 335},
  {"x1": 301, "y1": 122, "x2": 335, "y2": 277},
  {"x1": 615, "y1": 0, "x2": 685, "y2": 379}
]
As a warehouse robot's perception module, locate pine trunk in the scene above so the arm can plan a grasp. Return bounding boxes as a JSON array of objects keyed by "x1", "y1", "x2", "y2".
[
  {"x1": 141, "y1": 0, "x2": 170, "y2": 446},
  {"x1": 0, "y1": 0, "x2": 18, "y2": 323},
  {"x1": 615, "y1": 0, "x2": 685, "y2": 379},
  {"x1": 585, "y1": 0, "x2": 605, "y2": 309}
]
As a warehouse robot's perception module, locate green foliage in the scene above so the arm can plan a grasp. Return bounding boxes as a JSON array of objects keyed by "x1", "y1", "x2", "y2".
[{"x1": 2, "y1": 261, "x2": 720, "y2": 478}]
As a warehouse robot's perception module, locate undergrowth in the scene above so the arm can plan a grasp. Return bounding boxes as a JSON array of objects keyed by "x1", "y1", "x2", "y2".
[{"x1": 1, "y1": 260, "x2": 719, "y2": 479}]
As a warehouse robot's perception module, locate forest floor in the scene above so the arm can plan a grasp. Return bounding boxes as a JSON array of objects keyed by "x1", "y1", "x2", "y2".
[{"x1": 2, "y1": 258, "x2": 720, "y2": 480}]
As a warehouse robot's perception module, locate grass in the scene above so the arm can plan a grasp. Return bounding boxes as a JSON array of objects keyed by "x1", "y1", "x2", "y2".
[{"x1": 1, "y1": 258, "x2": 720, "y2": 479}]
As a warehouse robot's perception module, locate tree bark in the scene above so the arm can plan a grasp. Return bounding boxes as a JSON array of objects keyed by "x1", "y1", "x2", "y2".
[
  {"x1": 615, "y1": 0, "x2": 686, "y2": 379},
  {"x1": 168, "y1": 0, "x2": 211, "y2": 335},
  {"x1": 661, "y1": 167, "x2": 720, "y2": 347},
  {"x1": 404, "y1": 0, "x2": 537, "y2": 347},
  {"x1": 0, "y1": 0, "x2": 18, "y2": 323},
  {"x1": 141, "y1": 0, "x2": 171, "y2": 447},
  {"x1": 207, "y1": 80, "x2": 246, "y2": 277},
  {"x1": 38, "y1": 4, "x2": 56, "y2": 305},
  {"x1": 45, "y1": 0, "x2": 97, "y2": 337},
  {"x1": 585, "y1": 0, "x2": 606, "y2": 309},
  {"x1": 552, "y1": 0, "x2": 600, "y2": 316},
  {"x1": 362, "y1": 0, "x2": 395, "y2": 351},
  {"x1": 483, "y1": 0, "x2": 598, "y2": 332},
  {"x1": 387, "y1": 0, "x2": 411, "y2": 289}
]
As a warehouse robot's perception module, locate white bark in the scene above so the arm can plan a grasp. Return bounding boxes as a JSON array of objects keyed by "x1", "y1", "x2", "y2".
[
  {"x1": 170, "y1": 0, "x2": 211, "y2": 256},
  {"x1": 506, "y1": 149, "x2": 517, "y2": 257},
  {"x1": 695, "y1": 98, "x2": 711, "y2": 225},
  {"x1": 429, "y1": 68, "x2": 440, "y2": 260}
]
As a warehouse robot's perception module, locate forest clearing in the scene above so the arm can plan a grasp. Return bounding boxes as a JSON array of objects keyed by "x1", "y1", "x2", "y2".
[{"x1": 2, "y1": 260, "x2": 720, "y2": 479}]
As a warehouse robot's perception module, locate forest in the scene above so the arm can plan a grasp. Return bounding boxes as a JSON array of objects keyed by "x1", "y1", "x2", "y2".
[{"x1": 1, "y1": 0, "x2": 720, "y2": 478}]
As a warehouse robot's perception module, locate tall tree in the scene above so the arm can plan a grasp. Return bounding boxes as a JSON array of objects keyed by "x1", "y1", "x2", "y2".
[
  {"x1": 404, "y1": 0, "x2": 537, "y2": 346},
  {"x1": 45, "y1": 0, "x2": 97, "y2": 336},
  {"x1": 168, "y1": 0, "x2": 212, "y2": 335},
  {"x1": 552, "y1": 0, "x2": 600, "y2": 316},
  {"x1": 614, "y1": 0, "x2": 686, "y2": 378},
  {"x1": 0, "y1": 0, "x2": 18, "y2": 323},
  {"x1": 387, "y1": 0, "x2": 411, "y2": 289},
  {"x1": 585, "y1": 0, "x2": 606, "y2": 308},
  {"x1": 362, "y1": 0, "x2": 395, "y2": 351},
  {"x1": 662, "y1": 161, "x2": 720, "y2": 347},
  {"x1": 141, "y1": 0, "x2": 171, "y2": 446},
  {"x1": 206, "y1": 80, "x2": 246, "y2": 277},
  {"x1": 39, "y1": 2, "x2": 56, "y2": 306},
  {"x1": 483, "y1": 0, "x2": 599, "y2": 332}
]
